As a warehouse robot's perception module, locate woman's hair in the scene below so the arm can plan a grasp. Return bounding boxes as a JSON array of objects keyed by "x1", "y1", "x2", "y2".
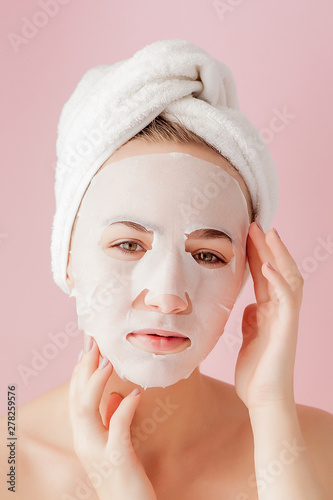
[{"x1": 127, "y1": 114, "x2": 222, "y2": 153}]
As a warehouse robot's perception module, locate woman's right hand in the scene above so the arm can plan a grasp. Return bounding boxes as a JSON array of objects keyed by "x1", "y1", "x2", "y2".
[{"x1": 68, "y1": 336, "x2": 157, "y2": 500}]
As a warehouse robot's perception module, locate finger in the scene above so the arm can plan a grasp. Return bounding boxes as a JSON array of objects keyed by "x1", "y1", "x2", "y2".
[
  {"x1": 69, "y1": 336, "x2": 100, "y2": 402},
  {"x1": 69, "y1": 339, "x2": 112, "y2": 446},
  {"x1": 108, "y1": 389, "x2": 141, "y2": 443},
  {"x1": 265, "y1": 229, "x2": 304, "y2": 294},
  {"x1": 247, "y1": 222, "x2": 274, "y2": 302},
  {"x1": 68, "y1": 351, "x2": 88, "y2": 420},
  {"x1": 76, "y1": 335, "x2": 101, "y2": 394},
  {"x1": 81, "y1": 350, "x2": 113, "y2": 418},
  {"x1": 261, "y1": 261, "x2": 300, "y2": 313},
  {"x1": 260, "y1": 262, "x2": 301, "y2": 361}
]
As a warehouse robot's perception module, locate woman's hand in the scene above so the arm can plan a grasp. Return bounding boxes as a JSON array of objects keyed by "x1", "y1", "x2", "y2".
[
  {"x1": 68, "y1": 337, "x2": 157, "y2": 500},
  {"x1": 235, "y1": 220, "x2": 304, "y2": 411}
]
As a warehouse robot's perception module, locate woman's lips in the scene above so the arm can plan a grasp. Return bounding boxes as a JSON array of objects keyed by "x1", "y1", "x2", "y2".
[
  {"x1": 131, "y1": 328, "x2": 188, "y2": 338},
  {"x1": 126, "y1": 329, "x2": 191, "y2": 354}
]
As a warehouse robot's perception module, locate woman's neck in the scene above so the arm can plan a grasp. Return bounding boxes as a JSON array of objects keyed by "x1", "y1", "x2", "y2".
[{"x1": 100, "y1": 367, "x2": 213, "y2": 458}]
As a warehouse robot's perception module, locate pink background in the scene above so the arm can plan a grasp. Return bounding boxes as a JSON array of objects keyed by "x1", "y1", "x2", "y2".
[{"x1": 1, "y1": 0, "x2": 332, "y2": 416}]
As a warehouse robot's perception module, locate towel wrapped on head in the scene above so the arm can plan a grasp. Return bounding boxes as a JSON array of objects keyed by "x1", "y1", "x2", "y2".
[{"x1": 51, "y1": 39, "x2": 279, "y2": 295}]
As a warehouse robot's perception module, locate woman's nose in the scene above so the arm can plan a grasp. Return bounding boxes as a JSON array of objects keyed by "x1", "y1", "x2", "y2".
[
  {"x1": 144, "y1": 291, "x2": 189, "y2": 314},
  {"x1": 141, "y1": 251, "x2": 189, "y2": 314}
]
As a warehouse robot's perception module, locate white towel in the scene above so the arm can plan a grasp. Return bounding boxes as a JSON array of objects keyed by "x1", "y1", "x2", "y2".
[{"x1": 51, "y1": 39, "x2": 279, "y2": 295}]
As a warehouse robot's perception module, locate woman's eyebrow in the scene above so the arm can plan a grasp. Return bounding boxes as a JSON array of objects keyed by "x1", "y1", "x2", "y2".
[
  {"x1": 103, "y1": 220, "x2": 232, "y2": 243},
  {"x1": 104, "y1": 220, "x2": 154, "y2": 234},
  {"x1": 185, "y1": 228, "x2": 233, "y2": 244}
]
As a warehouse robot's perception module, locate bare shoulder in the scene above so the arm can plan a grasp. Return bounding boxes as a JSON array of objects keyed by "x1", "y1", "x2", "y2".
[
  {"x1": 295, "y1": 402, "x2": 333, "y2": 452},
  {"x1": 203, "y1": 376, "x2": 333, "y2": 493},
  {"x1": 205, "y1": 375, "x2": 333, "y2": 444},
  {"x1": 295, "y1": 403, "x2": 333, "y2": 493},
  {"x1": 0, "y1": 381, "x2": 83, "y2": 500}
]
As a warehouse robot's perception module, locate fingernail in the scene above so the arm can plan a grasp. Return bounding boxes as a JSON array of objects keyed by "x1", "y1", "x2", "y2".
[
  {"x1": 98, "y1": 356, "x2": 109, "y2": 369},
  {"x1": 84, "y1": 335, "x2": 93, "y2": 352},
  {"x1": 131, "y1": 387, "x2": 140, "y2": 396},
  {"x1": 77, "y1": 349, "x2": 83, "y2": 363},
  {"x1": 267, "y1": 261, "x2": 275, "y2": 271},
  {"x1": 255, "y1": 219, "x2": 264, "y2": 232},
  {"x1": 273, "y1": 227, "x2": 281, "y2": 240}
]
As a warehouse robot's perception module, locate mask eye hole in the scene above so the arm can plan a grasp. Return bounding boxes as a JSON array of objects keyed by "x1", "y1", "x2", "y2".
[
  {"x1": 103, "y1": 239, "x2": 147, "y2": 260},
  {"x1": 104, "y1": 238, "x2": 229, "y2": 268},
  {"x1": 192, "y1": 250, "x2": 227, "y2": 267},
  {"x1": 113, "y1": 241, "x2": 145, "y2": 253}
]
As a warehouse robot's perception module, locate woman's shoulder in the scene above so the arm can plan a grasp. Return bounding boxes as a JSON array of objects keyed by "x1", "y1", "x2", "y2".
[
  {"x1": 292, "y1": 403, "x2": 333, "y2": 494},
  {"x1": 212, "y1": 376, "x2": 333, "y2": 479},
  {"x1": 0, "y1": 381, "x2": 83, "y2": 499},
  {"x1": 294, "y1": 402, "x2": 333, "y2": 453},
  {"x1": 295, "y1": 401, "x2": 333, "y2": 425},
  {"x1": 203, "y1": 374, "x2": 333, "y2": 452},
  {"x1": 10, "y1": 380, "x2": 72, "y2": 446},
  {"x1": 204, "y1": 373, "x2": 333, "y2": 425}
]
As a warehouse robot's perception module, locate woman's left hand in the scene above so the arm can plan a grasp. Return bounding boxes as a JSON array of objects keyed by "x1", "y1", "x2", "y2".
[
  {"x1": 68, "y1": 337, "x2": 157, "y2": 500},
  {"x1": 235, "y1": 221, "x2": 304, "y2": 411}
]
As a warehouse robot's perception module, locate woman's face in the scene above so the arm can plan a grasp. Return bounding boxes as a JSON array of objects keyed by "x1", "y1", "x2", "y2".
[{"x1": 67, "y1": 141, "x2": 251, "y2": 389}]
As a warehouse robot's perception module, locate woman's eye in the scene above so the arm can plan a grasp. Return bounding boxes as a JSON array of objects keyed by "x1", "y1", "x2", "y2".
[
  {"x1": 193, "y1": 251, "x2": 226, "y2": 267},
  {"x1": 107, "y1": 242, "x2": 226, "y2": 266},
  {"x1": 109, "y1": 240, "x2": 145, "y2": 254}
]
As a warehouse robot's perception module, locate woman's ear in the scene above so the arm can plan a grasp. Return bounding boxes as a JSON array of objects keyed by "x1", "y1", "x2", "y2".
[{"x1": 66, "y1": 252, "x2": 74, "y2": 293}]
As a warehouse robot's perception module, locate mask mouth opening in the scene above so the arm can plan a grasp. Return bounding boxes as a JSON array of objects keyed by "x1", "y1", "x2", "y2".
[
  {"x1": 126, "y1": 331, "x2": 192, "y2": 354},
  {"x1": 144, "y1": 333, "x2": 185, "y2": 338},
  {"x1": 129, "y1": 328, "x2": 189, "y2": 338}
]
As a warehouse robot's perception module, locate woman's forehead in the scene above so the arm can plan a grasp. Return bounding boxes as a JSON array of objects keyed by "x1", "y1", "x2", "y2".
[
  {"x1": 99, "y1": 140, "x2": 253, "y2": 222},
  {"x1": 77, "y1": 153, "x2": 250, "y2": 244}
]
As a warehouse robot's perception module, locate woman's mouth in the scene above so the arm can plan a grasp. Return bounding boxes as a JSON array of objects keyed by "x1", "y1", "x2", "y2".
[{"x1": 126, "y1": 329, "x2": 191, "y2": 354}]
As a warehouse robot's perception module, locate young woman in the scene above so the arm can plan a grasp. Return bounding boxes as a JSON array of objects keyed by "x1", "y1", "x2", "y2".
[{"x1": 1, "y1": 41, "x2": 332, "y2": 499}]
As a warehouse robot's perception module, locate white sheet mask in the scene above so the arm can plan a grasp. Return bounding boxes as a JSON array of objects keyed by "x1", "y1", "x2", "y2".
[{"x1": 69, "y1": 152, "x2": 250, "y2": 389}]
